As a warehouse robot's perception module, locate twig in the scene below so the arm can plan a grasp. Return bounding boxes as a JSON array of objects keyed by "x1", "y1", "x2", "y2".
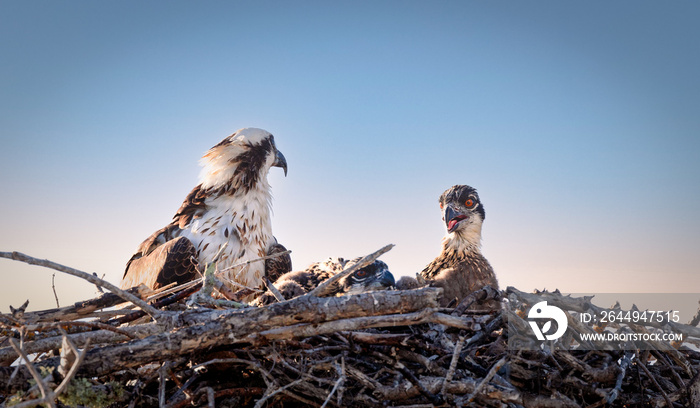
[
  {"x1": 0, "y1": 323, "x2": 161, "y2": 366},
  {"x1": 218, "y1": 249, "x2": 292, "y2": 273},
  {"x1": 607, "y1": 352, "x2": 635, "y2": 404},
  {"x1": 106, "y1": 284, "x2": 201, "y2": 326},
  {"x1": 441, "y1": 335, "x2": 465, "y2": 396},
  {"x1": 13, "y1": 285, "x2": 150, "y2": 324},
  {"x1": 159, "y1": 362, "x2": 169, "y2": 408},
  {"x1": 189, "y1": 261, "x2": 246, "y2": 308},
  {"x1": 206, "y1": 387, "x2": 215, "y2": 408},
  {"x1": 254, "y1": 378, "x2": 305, "y2": 408},
  {"x1": 462, "y1": 356, "x2": 507, "y2": 404},
  {"x1": 464, "y1": 314, "x2": 502, "y2": 348},
  {"x1": 51, "y1": 273, "x2": 60, "y2": 308},
  {"x1": 638, "y1": 359, "x2": 674, "y2": 408},
  {"x1": 8, "y1": 338, "x2": 56, "y2": 408},
  {"x1": 321, "y1": 357, "x2": 346, "y2": 408},
  {"x1": 248, "y1": 308, "x2": 436, "y2": 343},
  {"x1": 451, "y1": 285, "x2": 500, "y2": 316},
  {"x1": 25, "y1": 321, "x2": 137, "y2": 339},
  {"x1": 264, "y1": 276, "x2": 286, "y2": 303},
  {"x1": 305, "y1": 244, "x2": 394, "y2": 298},
  {"x1": 0, "y1": 251, "x2": 161, "y2": 320}
]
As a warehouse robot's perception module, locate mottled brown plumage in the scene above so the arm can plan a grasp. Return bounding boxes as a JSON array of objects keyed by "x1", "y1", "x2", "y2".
[
  {"x1": 419, "y1": 185, "x2": 499, "y2": 308},
  {"x1": 121, "y1": 236, "x2": 198, "y2": 290},
  {"x1": 265, "y1": 242, "x2": 294, "y2": 284},
  {"x1": 121, "y1": 128, "x2": 291, "y2": 296},
  {"x1": 253, "y1": 258, "x2": 395, "y2": 306}
]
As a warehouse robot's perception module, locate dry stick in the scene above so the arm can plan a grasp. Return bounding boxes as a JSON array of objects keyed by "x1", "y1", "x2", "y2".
[
  {"x1": 51, "y1": 273, "x2": 60, "y2": 308},
  {"x1": 305, "y1": 244, "x2": 394, "y2": 298},
  {"x1": 15, "y1": 286, "x2": 150, "y2": 325},
  {"x1": 107, "y1": 284, "x2": 201, "y2": 326},
  {"x1": 607, "y1": 352, "x2": 634, "y2": 405},
  {"x1": 189, "y1": 256, "x2": 245, "y2": 308},
  {"x1": 141, "y1": 282, "x2": 179, "y2": 303},
  {"x1": 638, "y1": 360, "x2": 674, "y2": 408},
  {"x1": 8, "y1": 338, "x2": 56, "y2": 408},
  {"x1": 441, "y1": 335, "x2": 466, "y2": 396},
  {"x1": 159, "y1": 362, "x2": 169, "y2": 408},
  {"x1": 249, "y1": 308, "x2": 436, "y2": 342},
  {"x1": 164, "y1": 374, "x2": 199, "y2": 408},
  {"x1": 264, "y1": 276, "x2": 286, "y2": 303},
  {"x1": 0, "y1": 323, "x2": 161, "y2": 366},
  {"x1": 321, "y1": 357, "x2": 345, "y2": 408},
  {"x1": 432, "y1": 313, "x2": 479, "y2": 330},
  {"x1": 0, "y1": 251, "x2": 160, "y2": 320},
  {"x1": 463, "y1": 356, "x2": 507, "y2": 405},
  {"x1": 206, "y1": 387, "x2": 215, "y2": 408},
  {"x1": 651, "y1": 349, "x2": 686, "y2": 391},
  {"x1": 451, "y1": 285, "x2": 500, "y2": 316},
  {"x1": 218, "y1": 249, "x2": 292, "y2": 274},
  {"x1": 254, "y1": 378, "x2": 305, "y2": 408},
  {"x1": 25, "y1": 321, "x2": 137, "y2": 339},
  {"x1": 216, "y1": 249, "x2": 292, "y2": 300}
]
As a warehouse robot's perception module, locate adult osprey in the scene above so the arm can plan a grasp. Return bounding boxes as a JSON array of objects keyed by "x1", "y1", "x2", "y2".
[
  {"x1": 419, "y1": 185, "x2": 499, "y2": 307},
  {"x1": 253, "y1": 258, "x2": 396, "y2": 306},
  {"x1": 121, "y1": 128, "x2": 291, "y2": 298}
]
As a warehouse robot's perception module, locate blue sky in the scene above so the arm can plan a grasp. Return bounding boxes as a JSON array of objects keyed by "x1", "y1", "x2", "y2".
[{"x1": 1, "y1": 1, "x2": 699, "y2": 311}]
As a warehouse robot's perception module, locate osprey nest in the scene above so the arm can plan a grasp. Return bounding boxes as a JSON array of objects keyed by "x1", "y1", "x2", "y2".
[{"x1": 2, "y1": 246, "x2": 700, "y2": 408}]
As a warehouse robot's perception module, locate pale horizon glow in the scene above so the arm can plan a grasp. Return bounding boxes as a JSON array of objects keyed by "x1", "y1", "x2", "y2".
[{"x1": 1, "y1": 1, "x2": 699, "y2": 311}]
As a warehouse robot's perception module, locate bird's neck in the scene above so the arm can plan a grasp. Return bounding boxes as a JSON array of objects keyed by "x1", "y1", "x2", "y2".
[
  {"x1": 199, "y1": 152, "x2": 272, "y2": 195},
  {"x1": 441, "y1": 223, "x2": 483, "y2": 255}
]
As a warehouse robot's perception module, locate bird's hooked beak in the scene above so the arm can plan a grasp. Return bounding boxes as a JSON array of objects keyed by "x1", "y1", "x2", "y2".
[
  {"x1": 444, "y1": 206, "x2": 468, "y2": 233},
  {"x1": 378, "y1": 269, "x2": 396, "y2": 288},
  {"x1": 273, "y1": 150, "x2": 288, "y2": 176}
]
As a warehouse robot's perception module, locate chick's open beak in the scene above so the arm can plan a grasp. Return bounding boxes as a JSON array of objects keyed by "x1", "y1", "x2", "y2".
[{"x1": 445, "y1": 206, "x2": 468, "y2": 232}]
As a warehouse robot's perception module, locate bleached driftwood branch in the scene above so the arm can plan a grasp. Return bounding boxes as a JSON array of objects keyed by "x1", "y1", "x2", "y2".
[
  {"x1": 11, "y1": 286, "x2": 151, "y2": 324},
  {"x1": 0, "y1": 251, "x2": 160, "y2": 319}
]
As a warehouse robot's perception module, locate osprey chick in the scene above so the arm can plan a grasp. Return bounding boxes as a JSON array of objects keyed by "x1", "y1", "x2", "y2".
[
  {"x1": 253, "y1": 258, "x2": 395, "y2": 306},
  {"x1": 121, "y1": 128, "x2": 291, "y2": 296},
  {"x1": 419, "y1": 185, "x2": 499, "y2": 307}
]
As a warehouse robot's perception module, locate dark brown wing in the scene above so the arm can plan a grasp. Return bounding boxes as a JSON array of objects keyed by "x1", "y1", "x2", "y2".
[
  {"x1": 125, "y1": 223, "x2": 180, "y2": 270},
  {"x1": 121, "y1": 184, "x2": 209, "y2": 289},
  {"x1": 173, "y1": 184, "x2": 209, "y2": 229},
  {"x1": 121, "y1": 236, "x2": 199, "y2": 290},
  {"x1": 265, "y1": 241, "x2": 293, "y2": 283}
]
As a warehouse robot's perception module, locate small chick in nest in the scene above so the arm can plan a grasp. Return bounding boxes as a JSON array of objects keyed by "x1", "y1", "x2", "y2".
[{"x1": 253, "y1": 258, "x2": 395, "y2": 306}]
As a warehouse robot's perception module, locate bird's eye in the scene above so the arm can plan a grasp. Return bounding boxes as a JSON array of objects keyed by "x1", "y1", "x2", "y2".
[
  {"x1": 439, "y1": 202, "x2": 443, "y2": 209},
  {"x1": 355, "y1": 270, "x2": 368, "y2": 278},
  {"x1": 465, "y1": 199, "x2": 474, "y2": 208}
]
